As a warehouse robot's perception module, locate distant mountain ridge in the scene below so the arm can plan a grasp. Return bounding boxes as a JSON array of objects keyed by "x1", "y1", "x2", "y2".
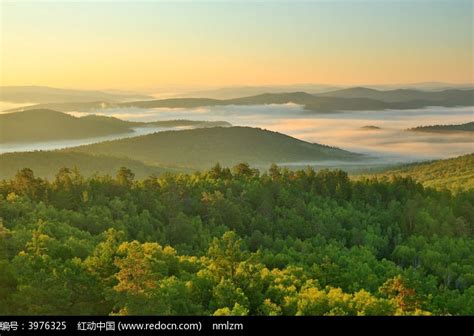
[
  {"x1": 317, "y1": 87, "x2": 474, "y2": 104},
  {"x1": 173, "y1": 82, "x2": 474, "y2": 99},
  {"x1": 176, "y1": 84, "x2": 341, "y2": 99},
  {"x1": 0, "y1": 109, "x2": 230, "y2": 144},
  {"x1": 122, "y1": 89, "x2": 474, "y2": 112},
  {"x1": 8, "y1": 88, "x2": 473, "y2": 113}
]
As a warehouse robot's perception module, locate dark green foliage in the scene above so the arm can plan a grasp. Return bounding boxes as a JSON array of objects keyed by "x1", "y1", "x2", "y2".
[
  {"x1": 0, "y1": 125, "x2": 359, "y2": 179},
  {"x1": 70, "y1": 126, "x2": 360, "y2": 168},
  {"x1": 0, "y1": 165, "x2": 472, "y2": 315},
  {"x1": 0, "y1": 109, "x2": 231, "y2": 143},
  {"x1": 0, "y1": 109, "x2": 133, "y2": 143},
  {"x1": 369, "y1": 154, "x2": 474, "y2": 191},
  {"x1": 0, "y1": 151, "x2": 172, "y2": 180}
]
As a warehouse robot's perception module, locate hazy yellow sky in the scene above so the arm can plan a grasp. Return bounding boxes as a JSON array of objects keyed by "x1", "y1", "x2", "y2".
[{"x1": 1, "y1": 1, "x2": 472, "y2": 90}]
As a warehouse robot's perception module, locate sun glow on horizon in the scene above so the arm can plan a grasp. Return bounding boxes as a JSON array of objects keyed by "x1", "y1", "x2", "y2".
[{"x1": 1, "y1": 1, "x2": 472, "y2": 90}]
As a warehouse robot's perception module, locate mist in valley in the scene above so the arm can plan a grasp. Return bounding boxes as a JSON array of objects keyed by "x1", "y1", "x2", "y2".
[
  {"x1": 0, "y1": 126, "x2": 177, "y2": 154},
  {"x1": 69, "y1": 104, "x2": 473, "y2": 164},
  {"x1": 1, "y1": 101, "x2": 472, "y2": 169}
]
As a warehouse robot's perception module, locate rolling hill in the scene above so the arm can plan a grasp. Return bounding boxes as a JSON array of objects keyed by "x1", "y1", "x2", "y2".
[
  {"x1": 79, "y1": 115, "x2": 230, "y2": 129},
  {"x1": 317, "y1": 87, "x2": 474, "y2": 104},
  {"x1": 0, "y1": 109, "x2": 230, "y2": 143},
  {"x1": 176, "y1": 84, "x2": 341, "y2": 99},
  {"x1": 8, "y1": 88, "x2": 474, "y2": 113},
  {"x1": 0, "y1": 125, "x2": 362, "y2": 178},
  {"x1": 121, "y1": 90, "x2": 474, "y2": 112},
  {"x1": 115, "y1": 88, "x2": 474, "y2": 111},
  {"x1": 155, "y1": 83, "x2": 474, "y2": 99},
  {"x1": 0, "y1": 151, "x2": 172, "y2": 180},
  {"x1": 365, "y1": 154, "x2": 474, "y2": 191},
  {"x1": 119, "y1": 91, "x2": 474, "y2": 113},
  {"x1": 367, "y1": 82, "x2": 474, "y2": 91},
  {"x1": 68, "y1": 126, "x2": 362, "y2": 169},
  {"x1": 407, "y1": 122, "x2": 474, "y2": 133},
  {"x1": 120, "y1": 97, "x2": 222, "y2": 109},
  {"x1": 0, "y1": 109, "x2": 133, "y2": 143}
]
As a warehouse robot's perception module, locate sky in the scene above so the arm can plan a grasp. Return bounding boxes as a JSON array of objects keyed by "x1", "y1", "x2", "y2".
[{"x1": 1, "y1": 0, "x2": 472, "y2": 90}]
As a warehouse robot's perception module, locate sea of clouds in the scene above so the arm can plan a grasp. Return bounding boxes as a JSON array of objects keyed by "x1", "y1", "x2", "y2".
[
  {"x1": 1, "y1": 102, "x2": 472, "y2": 164},
  {"x1": 69, "y1": 104, "x2": 474, "y2": 162}
]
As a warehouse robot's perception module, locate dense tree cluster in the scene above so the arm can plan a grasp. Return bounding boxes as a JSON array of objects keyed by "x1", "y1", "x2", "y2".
[
  {"x1": 0, "y1": 164, "x2": 473, "y2": 315},
  {"x1": 370, "y1": 153, "x2": 474, "y2": 192}
]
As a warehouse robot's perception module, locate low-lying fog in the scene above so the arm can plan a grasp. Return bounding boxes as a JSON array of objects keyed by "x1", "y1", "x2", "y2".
[
  {"x1": 1, "y1": 102, "x2": 473, "y2": 167},
  {"x1": 70, "y1": 104, "x2": 473, "y2": 163},
  {"x1": 0, "y1": 127, "x2": 178, "y2": 154}
]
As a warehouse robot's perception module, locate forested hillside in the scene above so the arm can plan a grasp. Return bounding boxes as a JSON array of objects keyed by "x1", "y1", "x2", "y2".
[
  {"x1": 69, "y1": 126, "x2": 360, "y2": 169},
  {"x1": 0, "y1": 109, "x2": 231, "y2": 143},
  {"x1": 0, "y1": 109, "x2": 132, "y2": 143},
  {"x1": 370, "y1": 154, "x2": 474, "y2": 191},
  {"x1": 0, "y1": 164, "x2": 472, "y2": 315},
  {"x1": 0, "y1": 152, "x2": 172, "y2": 180}
]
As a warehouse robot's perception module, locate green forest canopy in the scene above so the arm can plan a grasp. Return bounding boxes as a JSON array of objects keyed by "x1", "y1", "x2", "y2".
[
  {"x1": 68, "y1": 126, "x2": 360, "y2": 169},
  {"x1": 0, "y1": 151, "x2": 174, "y2": 180},
  {"x1": 0, "y1": 163, "x2": 472, "y2": 315},
  {"x1": 365, "y1": 154, "x2": 474, "y2": 192}
]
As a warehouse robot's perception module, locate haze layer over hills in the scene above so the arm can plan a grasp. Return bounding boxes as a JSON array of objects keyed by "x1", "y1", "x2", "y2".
[
  {"x1": 0, "y1": 109, "x2": 230, "y2": 144},
  {"x1": 0, "y1": 86, "x2": 153, "y2": 103},
  {"x1": 67, "y1": 126, "x2": 361, "y2": 169},
  {"x1": 6, "y1": 87, "x2": 473, "y2": 113},
  {"x1": 0, "y1": 85, "x2": 472, "y2": 180}
]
